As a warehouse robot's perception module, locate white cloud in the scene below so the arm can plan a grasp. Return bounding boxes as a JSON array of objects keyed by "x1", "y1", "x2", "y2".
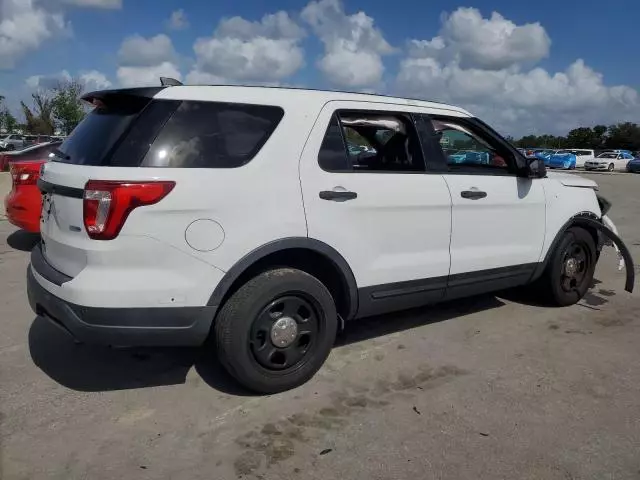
[
  {"x1": 118, "y1": 34, "x2": 176, "y2": 67},
  {"x1": 301, "y1": 0, "x2": 393, "y2": 88},
  {"x1": 184, "y1": 70, "x2": 225, "y2": 85},
  {"x1": 25, "y1": 70, "x2": 72, "y2": 89},
  {"x1": 0, "y1": 0, "x2": 69, "y2": 69},
  {"x1": 117, "y1": 62, "x2": 182, "y2": 88},
  {"x1": 422, "y1": 8, "x2": 551, "y2": 70},
  {"x1": 25, "y1": 69, "x2": 112, "y2": 91},
  {"x1": 79, "y1": 70, "x2": 112, "y2": 90},
  {"x1": 167, "y1": 9, "x2": 188, "y2": 30},
  {"x1": 187, "y1": 11, "x2": 305, "y2": 84},
  {"x1": 397, "y1": 54, "x2": 639, "y2": 136},
  {"x1": 62, "y1": 0, "x2": 122, "y2": 8}
]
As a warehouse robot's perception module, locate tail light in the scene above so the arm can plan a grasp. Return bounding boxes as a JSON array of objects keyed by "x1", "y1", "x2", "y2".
[
  {"x1": 10, "y1": 161, "x2": 44, "y2": 186},
  {"x1": 83, "y1": 180, "x2": 175, "y2": 240}
]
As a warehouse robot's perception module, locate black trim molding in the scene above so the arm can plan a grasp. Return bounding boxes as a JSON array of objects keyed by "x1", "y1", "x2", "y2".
[
  {"x1": 356, "y1": 263, "x2": 539, "y2": 319},
  {"x1": 37, "y1": 179, "x2": 84, "y2": 199}
]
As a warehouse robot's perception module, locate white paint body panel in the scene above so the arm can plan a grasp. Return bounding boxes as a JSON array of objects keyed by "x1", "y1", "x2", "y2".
[
  {"x1": 299, "y1": 101, "x2": 454, "y2": 287},
  {"x1": 444, "y1": 175, "x2": 546, "y2": 274},
  {"x1": 34, "y1": 85, "x2": 604, "y2": 312}
]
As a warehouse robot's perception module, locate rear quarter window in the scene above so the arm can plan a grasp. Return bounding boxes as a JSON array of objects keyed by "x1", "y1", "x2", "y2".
[{"x1": 142, "y1": 101, "x2": 284, "y2": 168}]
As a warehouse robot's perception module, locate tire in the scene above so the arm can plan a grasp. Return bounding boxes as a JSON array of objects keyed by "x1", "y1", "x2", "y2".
[
  {"x1": 6, "y1": 144, "x2": 15, "y2": 151},
  {"x1": 608, "y1": 163, "x2": 614, "y2": 172},
  {"x1": 533, "y1": 227, "x2": 597, "y2": 307},
  {"x1": 215, "y1": 268, "x2": 338, "y2": 393}
]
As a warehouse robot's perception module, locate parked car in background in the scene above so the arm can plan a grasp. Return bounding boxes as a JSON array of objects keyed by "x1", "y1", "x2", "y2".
[
  {"x1": 546, "y1": 150, "x2": 577, "y2": 170},
  {"x1": 626, "y1": 157, "x2": 640, "y2": 173},
  {"x1": 448, "y1": 150, "x2": 491, "y2": 165},
  {"x1": 3, "y1": 141, "x2": 62, "y2": 232},
  {"x1": 24, "y1": 135, "x2": 52, "y2": 146},
  {"x1": 0, "y1": 134, "x2": 26, "y2": 151},
  {"x1": 561, "y1": 149, "x2": 595, "y2": 168},
  {"x1": 1, "y1": 141, "x2": 61, "y2": 171},
  {"x1": 522, "y1": 148, "x2": 547, "y2": 159},
  {"x1": 585, "y1": 151, "x2": 635, "y2": 171}
]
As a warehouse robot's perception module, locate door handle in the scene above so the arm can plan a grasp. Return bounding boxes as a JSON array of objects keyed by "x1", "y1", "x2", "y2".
[
  {"x1": 319, "y1": 190, "x2": 358, "y2": 201},
  {"x1": 460, "y1": 190, "x2": 487, "y2": 200}
]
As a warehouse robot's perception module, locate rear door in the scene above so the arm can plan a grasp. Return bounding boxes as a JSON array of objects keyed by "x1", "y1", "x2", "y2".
[
  {"x1": 299, "y1": 102, "x2": 452, "y2": 318},
  {"x1": 417, "y1": 113, "x2": 546, "y2": 299}
]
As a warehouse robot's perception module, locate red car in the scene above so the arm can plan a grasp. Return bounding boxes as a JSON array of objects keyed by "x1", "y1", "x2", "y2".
[{"x1": 4, "y1": 141, "x2": 61, "y2": 232}]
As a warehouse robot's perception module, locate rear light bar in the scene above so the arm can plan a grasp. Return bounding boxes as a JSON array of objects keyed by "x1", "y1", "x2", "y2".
[
  {"x1": 10, "y1": 161, "x2": 44, "y2": 186},
  {"x1": 83, "y1": 180, "x2": 175, "y2": 240}
]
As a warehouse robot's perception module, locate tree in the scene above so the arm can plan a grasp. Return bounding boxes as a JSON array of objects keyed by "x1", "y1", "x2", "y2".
[
  {"x1": 21, "y1": 91, "x2": 55, "y2": 135},
  {"x1": 604, "y1": 123, "x2": 640, "y2": 151},
  {"x1": 0, "y1": 95, "x2": 18, "y2": 133},
  {"x1": 0, "y1": 108, "x2": 18, "y2": 133},
  {"x1": 52, "y1": 79, "x2": 86, "y2": 135}
]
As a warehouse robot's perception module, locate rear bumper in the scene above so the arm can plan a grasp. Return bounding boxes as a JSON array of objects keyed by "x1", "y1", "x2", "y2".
[{"x1": 27, "y1": 251, "x2": 217, "y2": 347}]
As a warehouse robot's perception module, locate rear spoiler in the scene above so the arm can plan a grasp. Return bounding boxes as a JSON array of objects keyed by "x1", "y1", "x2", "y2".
[{"x1": 81, "y1": 87, "x2": 166, "y2": 105}]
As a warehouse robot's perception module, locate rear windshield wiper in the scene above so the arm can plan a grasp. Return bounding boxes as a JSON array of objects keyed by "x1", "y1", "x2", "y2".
[{"x1": 51, "y1": 148, "x2": 71, "y2": 161}]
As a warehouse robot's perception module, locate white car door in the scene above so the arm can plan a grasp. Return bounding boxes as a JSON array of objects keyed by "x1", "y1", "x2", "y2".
[
  {"x1": 417, "y1": 113, "x2": 546, "y2": 299},
  {"x1": 299, "y1": 102, "x2": 452, "y2": 318}
]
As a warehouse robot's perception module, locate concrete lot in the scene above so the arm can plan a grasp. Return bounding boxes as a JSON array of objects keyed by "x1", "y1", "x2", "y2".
[{"x1": 1, "y1": 172, "x2": 639, "y2": 480}]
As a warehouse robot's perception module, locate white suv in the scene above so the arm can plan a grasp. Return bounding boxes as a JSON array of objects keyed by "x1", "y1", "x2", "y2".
[{"x1": 27, "y1": 84, "x2": 634, "y2": 393}]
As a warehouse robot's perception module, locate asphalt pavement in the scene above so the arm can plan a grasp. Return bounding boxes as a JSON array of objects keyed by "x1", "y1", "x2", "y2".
[{"x1": 1, "y1": 172, "x2": 639, "y2": 480}]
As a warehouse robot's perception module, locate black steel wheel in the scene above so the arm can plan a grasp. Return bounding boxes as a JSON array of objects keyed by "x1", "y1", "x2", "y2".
[
  {"x1": 250, "y1": 295, "x2": 320, "y2": 371},
  {"x1": 534, "y1": 227, "x2": 597, "y2": 306},
  {"x1": 215, "y1": 268, "x2": 338, "y2": 393}
]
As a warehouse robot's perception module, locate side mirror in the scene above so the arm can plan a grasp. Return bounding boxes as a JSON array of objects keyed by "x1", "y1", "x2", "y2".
[{"x1": 519, "y1": 157, "x2": 546, "y2": 178}]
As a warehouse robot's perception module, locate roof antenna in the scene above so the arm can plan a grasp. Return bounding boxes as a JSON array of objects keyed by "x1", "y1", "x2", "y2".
[{"x1": 160, "y1": 77, "x2": 183, "y2": 87}]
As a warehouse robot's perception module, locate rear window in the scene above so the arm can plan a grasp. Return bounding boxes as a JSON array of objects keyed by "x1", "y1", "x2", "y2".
[
  {"x1": 141, "y1": 101, "x2": 284, "y2": 168},
  {"x1": 52, "y1": 97, "x2": 152, "y2": 166},
  {"x1": 52, "y1": 99, "x2": 283, "y2": 168}
]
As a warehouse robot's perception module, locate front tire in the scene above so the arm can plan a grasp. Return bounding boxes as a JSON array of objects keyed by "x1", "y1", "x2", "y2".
[
  {"x1": 215, "y1": 268, "x2": 338, "y2": 393},
  {"x1": 608, "y1": 163, "x2": 614, "y2": 172},
  {"x1": 534, "y1": 227, "x2": 596, "y2": 306}
]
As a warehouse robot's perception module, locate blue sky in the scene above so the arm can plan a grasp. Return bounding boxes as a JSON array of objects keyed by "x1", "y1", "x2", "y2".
[{"x1": 1, "y1": 0, "x2": 639, "y2": 135}]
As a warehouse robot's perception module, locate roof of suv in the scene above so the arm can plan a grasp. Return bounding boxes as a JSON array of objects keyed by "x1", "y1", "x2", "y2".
[
  {"x1": 83, "y1": 85, "x2": 472, "y2": 117},
  {"x1": 159, "y1": 85, "x2": 472, "y2": 116}
]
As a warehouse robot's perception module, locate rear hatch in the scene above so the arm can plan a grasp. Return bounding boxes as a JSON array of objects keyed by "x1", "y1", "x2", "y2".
[{"x1": 39, "y1": 87, "x2": 177, "y2": 277}]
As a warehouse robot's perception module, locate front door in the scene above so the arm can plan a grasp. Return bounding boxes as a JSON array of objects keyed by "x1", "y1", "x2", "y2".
[
  {"x1": 299, "y1": 102, "x2": 452, "y2": 318},
  {"x1": 420, "y1": 114, "x2": 546, "y2": 298}
]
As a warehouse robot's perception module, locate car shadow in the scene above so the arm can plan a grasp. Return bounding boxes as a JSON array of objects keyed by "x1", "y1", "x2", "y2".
[
  {"x1": 336, "y1": 294, "x2": 505, "y2": 347},
  {"x1": 7, "y1": 230, "x2": 40, "y2": 252},
  {"x1": 496, "y1": 278, "x2": 606, "y2": 308},
  {"x1": 28, "y1": 316, "x2": 255, "y2": 396},
  {"x1": 29, "y1": 294, "x2": 507, "y2": 395}
]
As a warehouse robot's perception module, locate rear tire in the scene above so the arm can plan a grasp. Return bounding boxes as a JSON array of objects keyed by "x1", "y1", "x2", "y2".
[
  {"x1": 608, "y1": 163, "x2": 614, "y2": 172},
  {"x1": 215, "y1": 268, "x2": 338, "y2": 393},
  {"x1": 533, "y1": 227, "x2": 596, "y2": 306}
]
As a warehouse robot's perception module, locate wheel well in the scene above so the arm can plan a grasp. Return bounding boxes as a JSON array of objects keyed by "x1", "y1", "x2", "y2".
[
  {"x1": 218, "y1": 248, "x2": 353, "y2": 321},
  {"x1": 572, "y1": 213, "x2": 601, "y2": 249}
]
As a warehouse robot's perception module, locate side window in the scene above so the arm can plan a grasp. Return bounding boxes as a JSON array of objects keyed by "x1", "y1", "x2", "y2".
[
  {"x1": 318, "y1": 110, "x2": 425, "y2": 173},
  {"x1": 142, "y1": 101, "x2": 284, "y2": 168},
  {"x1": 318, "y1": 115, "x2": 350, "y2": 171},
  {"x1": 430, "y1": 117, "x2": 514, "y2": 172}
]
